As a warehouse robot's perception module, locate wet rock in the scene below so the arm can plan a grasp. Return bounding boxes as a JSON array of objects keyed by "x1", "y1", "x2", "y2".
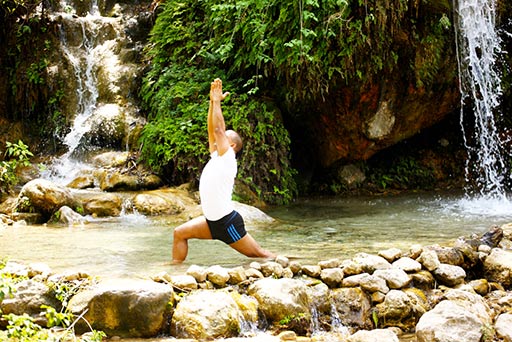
[
  {"x1": 51, "y1": 205, "x2": 86, "y2": 225},
  {"x1": 483, "y1": 248, "x2": 512, "y2": 287},
  {"x1": 171, "y1": 275, "x2": 198, "y2": 291},
  {"x1": 392, "y1": 257, "x2": 422, "y2": 273},
  {"x1": 206, "y1": 265, "x2": 230, "y2": 287},
  {"x1": 348, "y1": 328, "x2": 399, "y2": 342},
  {"x1": 320, "y1": 268, "x2": 344, "y2": 288},
  {"x1": 495, "y1": 313, "x2": 512, "y2": 341},
  {"x1": 411, "y1": 271, "x2": 436, "y2": 290},
  {"x1": 330, "y1": 287, "x2": 372, "y2": 330},
  {"x1": 171, "y1": 289, "x2": 247, "y2": 340},
  {"x1": 373, "y1": 268, "x2": 411, "y2": 289},
  {"x1": 14, "y1": 178, "x2": 81, "y2": 219},
  {"x1": 309, "y1": 282, "x2": 331, "y2": 313},
  {"x1": 302, "y1": 264, "x2": 322, "y2": 278},
  {"x1": 260, "y1": 261, "x2": 284, "y2": 278},
  {"x1": 417, "y1": 249, "x2": 441, "y2": 271},
  {"x1": 352, "y1": 252, "x2": 392, "y2": 273},
  {"x1": 433, "y1": 263, "x2": 466, "y2": 287},
  {"x1": 378, "y1": 248, "x2": 402, "y2": 263},
  {"x1": 342, "y1": 273, "x2": 389, "y2": 294},
  {"x1": 415, "y1": 300, "x2": 486, "y2": 342},
  {"x1": 186, "y1": 265, "x2": 207, "y2": 282},
  {"x1": 375, "y1": 289, "x2": 429, "y2": 331},
  {"x1": 82, "y1": 192, "x2": 123, "y2": 217},
  {"x1": 318, "y1": 258, "x2": 341, "y2": 269},
  {"x1": 247, "y1": 278, "x2": 311, "y2": 324},
  {"x1": 67, "y1": 278, "x2": 173, "y2": 338},
  {"x1": 228, "y1": 266, "x2": 247, "y2": 285},
  {"x1": 0, "y1": 280, "x2": 61, "y2": 327}
]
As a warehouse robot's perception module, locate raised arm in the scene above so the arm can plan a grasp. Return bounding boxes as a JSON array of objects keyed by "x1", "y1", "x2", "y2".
[{"x1": 209, "y1": 78, "x2": 231, "y2": 155}]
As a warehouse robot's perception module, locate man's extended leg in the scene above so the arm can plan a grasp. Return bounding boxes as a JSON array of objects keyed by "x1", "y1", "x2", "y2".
[
  {"x1": 229, "y1": 233, "x2": 276, "y2": 259},
  {"x1": 172, "y1": 216, "x2": 212, "y2": 263}
]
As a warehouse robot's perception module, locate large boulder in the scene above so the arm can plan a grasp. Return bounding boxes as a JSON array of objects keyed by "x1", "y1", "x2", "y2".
[
  {"x1": 14, "y1": 178, "x2": 82, "y2": 220},
  {"x1": 330, "y1": 287, "x2": 372, "y2": 330},
  {"x1": 0, "y1": 279, "x2": 61, "y2": 327},
  {"x1": 67, "y1": 279, "x2": 173, "y2": 338},
  {"x1": 171, "y1": 289, "x2": 255, "y2": 340},
  {"x1": 483, "y1": 248, "x2": 512, "y2": 288},
  {"x1": 247, "y1": 278, "x2": 311, "y2": 324},
  {"x1": 415, "y1": 289, "x2": 492, "y2": 342}
]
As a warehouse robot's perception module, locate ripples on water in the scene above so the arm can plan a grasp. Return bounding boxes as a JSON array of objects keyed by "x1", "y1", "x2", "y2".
[{"x1": 1, "y1": 191, "x2": 512, "y2": 279}]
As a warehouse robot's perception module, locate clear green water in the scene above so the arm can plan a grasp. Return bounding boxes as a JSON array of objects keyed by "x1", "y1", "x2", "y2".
[{"x1": 1, "y1": 191, "x2": 512, "y2": 279}]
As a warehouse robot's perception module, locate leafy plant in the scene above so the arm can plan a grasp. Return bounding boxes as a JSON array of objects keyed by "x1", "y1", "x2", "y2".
[{"x1": 0, "y1": 140, "x2": 34, "y2": 197}]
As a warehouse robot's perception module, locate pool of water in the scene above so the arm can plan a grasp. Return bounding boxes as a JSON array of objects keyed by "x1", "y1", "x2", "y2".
[{"x1": 2, "y1": 191, "x2": 512, "y2": 279}]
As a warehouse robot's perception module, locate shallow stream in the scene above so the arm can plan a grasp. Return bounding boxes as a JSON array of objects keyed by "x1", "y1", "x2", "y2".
[{"x1": 2, "y1": 190, "x2": 512, "y2": 279}]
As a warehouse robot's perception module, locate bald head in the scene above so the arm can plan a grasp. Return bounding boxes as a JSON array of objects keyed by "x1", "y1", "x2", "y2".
[{"x1": 226, "y1": 130, "x2": 243, "y2": 153}]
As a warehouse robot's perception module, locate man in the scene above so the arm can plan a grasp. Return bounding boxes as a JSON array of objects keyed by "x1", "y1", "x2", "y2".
[{"x1": 172, "y1": 78, "x2": 275, "y2": 263}]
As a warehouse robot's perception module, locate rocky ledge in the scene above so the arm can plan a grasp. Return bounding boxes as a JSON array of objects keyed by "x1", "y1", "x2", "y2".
[{"x1": 2, "y1": 224, "x2": 512, "y2": 341}]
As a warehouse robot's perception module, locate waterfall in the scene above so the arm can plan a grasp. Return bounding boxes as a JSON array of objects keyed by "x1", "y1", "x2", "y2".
[
  {"x1": 454, "y1": 0, "x2": 510, "y2": 199},
  {"x1": 42, "y1": 0, "x2": 148, "y2": 184}
]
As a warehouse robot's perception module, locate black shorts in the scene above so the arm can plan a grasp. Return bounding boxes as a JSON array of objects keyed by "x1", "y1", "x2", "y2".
[{"x1": 206, "y1": 210, "x2": 247, "y2": 244}]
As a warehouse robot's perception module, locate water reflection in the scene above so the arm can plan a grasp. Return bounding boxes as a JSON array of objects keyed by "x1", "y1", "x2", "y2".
[{"x1": 1, "y1": 191, "x2": 512, "y2": 279}]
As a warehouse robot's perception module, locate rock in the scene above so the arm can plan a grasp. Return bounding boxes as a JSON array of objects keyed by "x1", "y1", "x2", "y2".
[
  {"x1": 51, "y1": 205, "x2": 86, "y2": 225},
  {"x1": 302, "y1": 264, "x2": 322, "y2": 278},
  {"x1": 170, "y1": 289, "x2": 249, "y2": 339},
  {"x1": 330, "y1": 287, "x2": 372, "y2": 330},
  {"x1": 352, "y1": 253, "x2": 392, "y2": 273},
  {"x1": 171, "y1": 275, "x2": 198, "y2": 291},
  {"x1": 81, "y1": 192, "x2": 123, "y2": 217},
  {"x1": 373, "y1": 268, "x2": 411, "y2": 289},
  {"x1": 245, "y1": 268, "x2": 264, "y2": 280},
  {"x1": 320, "y1": 268, "x2": 344, "y2": 288},
  {"x1": 232, "y1": 201, "x2": 275, "y2": 224},
  {"x1": 309, "y1": 282, "x2": 331, "y2": 313},
  {"x1": 495, "y1": 313, "x2": 512, "y2": 341},
  {"x1": 318, "y1": 258, "x2": 341, "y2": 269},
  {"x1": 379, "y1": 248, "x2": 402, "y2": 262},
  {"x1": 348, "y1": 329, "x2": 399, "y2": 342},
  {"x1": 14, "y1": 178, "x2": 81, "y2": 219},
  {"x1": 206, "y1": 265, "x2": 230, "y2": 287},
  {"x1": 392, "y1": 257, "x2": 422, "y2": 272},
  {"x1": 260, "y1": 261, "x2": 284, "y2": 278},
  {"x1": 275, "y1": 255, "x2": 290, "y2": 268},
  {"x1": 228, "y1": 266, "x2": 247, "y2": 285},
  {"x1": 483, "y1": 248, "x2": 512, "y2": 287},
  {"x1": 433, "y1": 263, "x2": 466, "y2": 287},
  {"x1": 417, "y1": 249, "x2": 441, "y2": 271},
  {"x1": 67, "y1": 278, "x2": 173, "y2": 338},
  {"x1": 342, "y1": 273, "x2": 389, "y2": 293},
  {"x1": 247, "y1": 278, "x2": 311, "y2": 324},
  {"x1": 186, "y1": 265, "x2": 207, "y2": 283},
  {"x1": 375, "y1": 289, "x2": 429, "y2": 331},
  {"x1": 415, "y1": 300, "x2": 486, "y2": 342},
  {"x1": 0, "y1": 279, "x2": 61, "y2": 326},
  {"x1": 442, "y1": 289, "x2": 492, "y2": 326},
  {"x1": 132, "y1": 188, "x2": 200, "y2": 216},
  {"x1": 410, "y1": 270, "x2": 436, "y2": 290}
]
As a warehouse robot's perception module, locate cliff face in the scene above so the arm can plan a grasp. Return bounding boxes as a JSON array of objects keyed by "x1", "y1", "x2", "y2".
[{"x1": 282, "y1": 0, "x2": 461, "y2": 170}]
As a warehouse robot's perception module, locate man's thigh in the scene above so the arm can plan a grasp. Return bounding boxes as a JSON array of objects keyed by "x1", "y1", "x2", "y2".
[{"x1": 176, "y1": 216, "x2": 213, "y2": 240}]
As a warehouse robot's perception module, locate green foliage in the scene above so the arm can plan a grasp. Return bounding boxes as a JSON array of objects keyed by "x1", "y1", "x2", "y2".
[
  {"x1": 368, "y1": 155, "x2": 436, "y2": 190},
  {"x1": 3, "y1": 312, "x2": 50, "y2": 341},
  {"x1": 0, "y1": 140, "x2": 34, "y2": 196},
  {"x1": 140, "y1": 1, "x2": 299, "y2": 204}
]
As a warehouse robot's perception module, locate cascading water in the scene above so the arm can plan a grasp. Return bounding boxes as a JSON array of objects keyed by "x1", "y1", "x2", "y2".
[
  {"x1": 42, "y1": 0, "x2": 148, "y2": 184},
  {"x1": 454, "y1": 0, "x2": 510, "y2": 199}
]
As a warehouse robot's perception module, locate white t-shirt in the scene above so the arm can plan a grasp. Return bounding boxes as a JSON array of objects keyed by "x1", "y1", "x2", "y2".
[{"x1": 199, "y1": 148, "x2": 237, "y2": 221}]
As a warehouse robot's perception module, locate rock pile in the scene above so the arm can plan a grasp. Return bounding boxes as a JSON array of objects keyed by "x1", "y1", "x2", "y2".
[{"x1": 2, "y1": 224, "x2": 512, "y2": 342}]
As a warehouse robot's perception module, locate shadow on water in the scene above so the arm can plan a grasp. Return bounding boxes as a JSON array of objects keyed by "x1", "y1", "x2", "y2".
[{"x1": 2, "y1": 190, "x2": 512, "y2": 280}]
